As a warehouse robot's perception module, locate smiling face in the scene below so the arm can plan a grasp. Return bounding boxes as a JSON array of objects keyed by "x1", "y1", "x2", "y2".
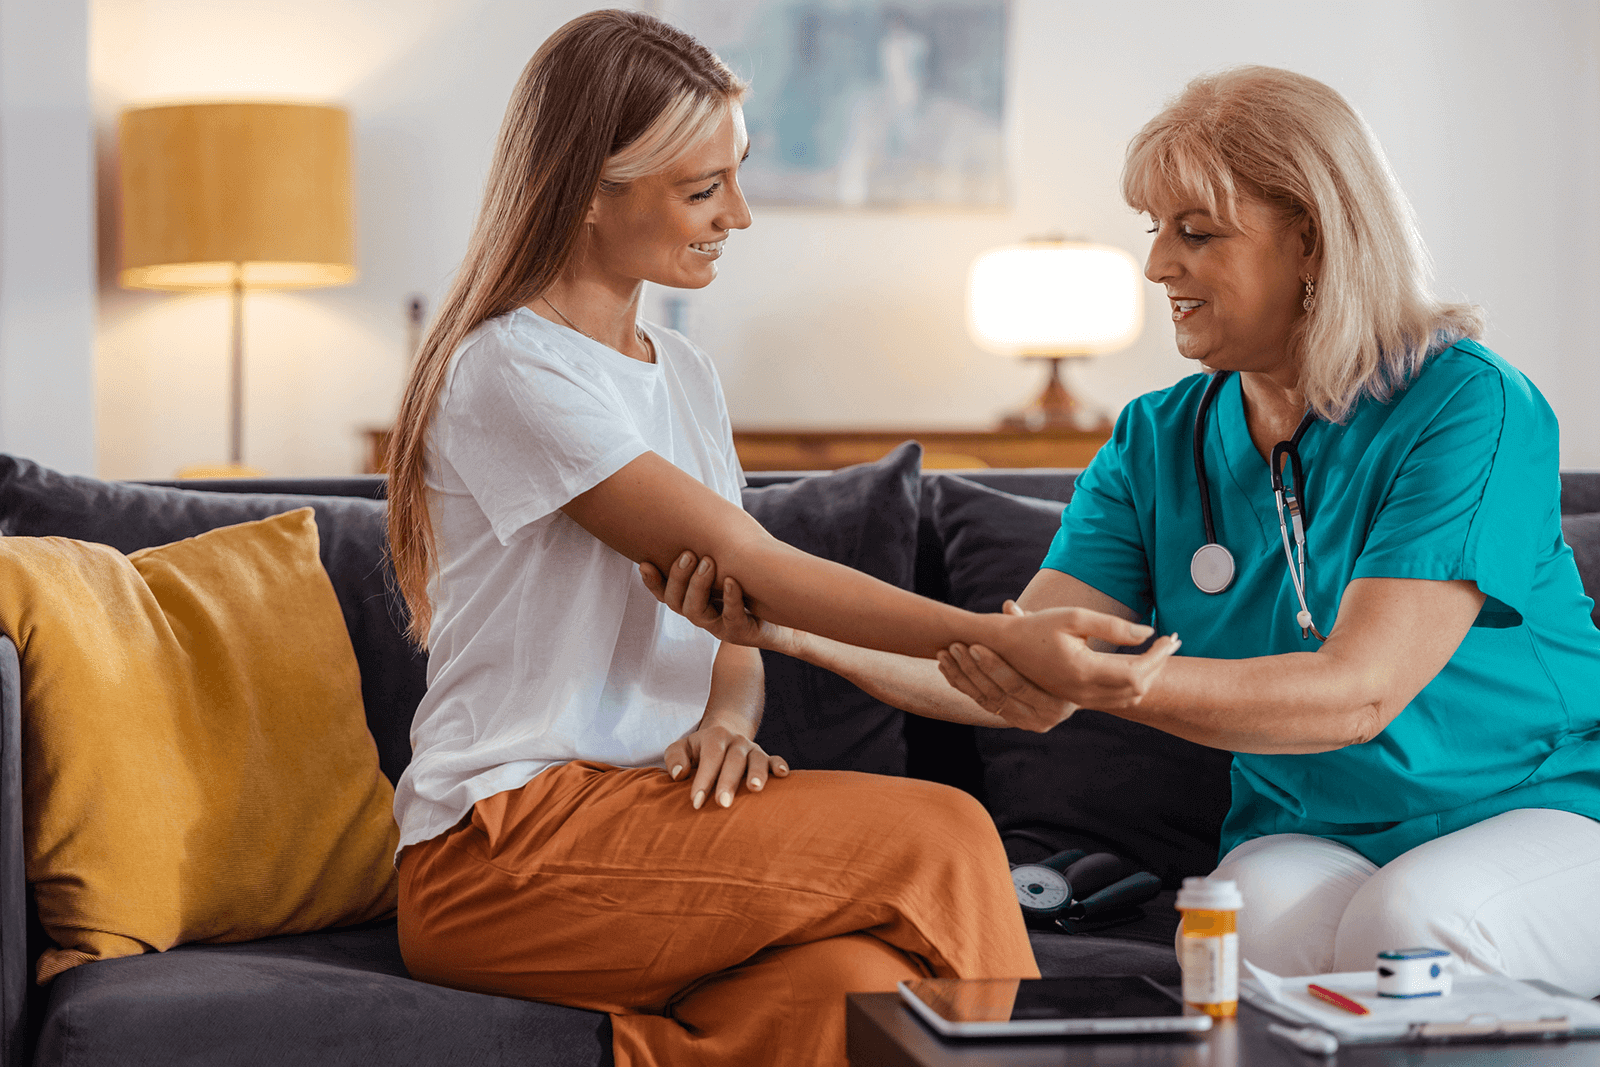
[
  {"x1": 585, "y1": 102, "x2": 752, "y2": 290},
  {"x1": 1143, "y1": 193, "x2": 1318, "y2": 380}
]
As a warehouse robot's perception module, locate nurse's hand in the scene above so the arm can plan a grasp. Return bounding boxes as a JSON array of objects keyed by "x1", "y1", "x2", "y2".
[
  {"x1": 942, "y1": 602, "x2": 1180, "y2": 732},
  {"x1": 640, "y1": 554, "x2": 797, "y2": 655},
  {"x1": 664, "y1": 716, "x2": 789, "y2": 811}
]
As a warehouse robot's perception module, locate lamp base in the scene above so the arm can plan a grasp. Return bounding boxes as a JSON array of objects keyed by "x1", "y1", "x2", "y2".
[
  {"x1": 998, "y1": 357, "x2": 1111, "y2": 433},
  {"x1": 176, "y1": 463, "x2": 266, "y2": 480}
]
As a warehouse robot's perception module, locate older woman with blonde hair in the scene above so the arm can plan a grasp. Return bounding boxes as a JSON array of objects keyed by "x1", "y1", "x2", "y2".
[{"x1": 661, "y1": 66, "x2": 1600, "y2": 994}]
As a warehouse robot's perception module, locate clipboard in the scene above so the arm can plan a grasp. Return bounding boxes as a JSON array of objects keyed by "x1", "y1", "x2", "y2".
[{"x1": 1240, "y1": 961, "x2": 1600, "y2": 1047}]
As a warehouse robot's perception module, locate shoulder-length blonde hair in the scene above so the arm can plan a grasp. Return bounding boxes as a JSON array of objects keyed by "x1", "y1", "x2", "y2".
[
  {"x1": 1122, "y1": 65, "x2": 1483, "y2": 422},
  {"x1": 387, "y1": 9, "x2": 745, "y2": 647}
]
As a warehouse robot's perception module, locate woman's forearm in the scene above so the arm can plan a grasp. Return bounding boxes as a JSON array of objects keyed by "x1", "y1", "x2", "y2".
[
  {"x1": 783, "y1": 630, "x2": 1010, "y2": 727},
  {"x1": 563, "y1": 452, "x2": 1006, "y2": 659},
  {"x1": 702, "y1": 642, "x2": 765, "y2": 735},
  {"x1": 720, "y1": 534, "x2": 1001, "y2": 660},
  {"x1": 1116, "y1": 652, "x2": 1384, "y2": 754},
  {"x1": 1093, "y1": 576, "x2": 1485, "y2": 753}
]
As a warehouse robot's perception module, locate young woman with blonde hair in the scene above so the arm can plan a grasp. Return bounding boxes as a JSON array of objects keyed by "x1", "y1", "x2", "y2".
[
  {"x1": 659, "y1": 66, "x2": 1600, "y2": 994},
  {"x1": 385, "y1": 10, "x2": 1181, "y2": 1066}
]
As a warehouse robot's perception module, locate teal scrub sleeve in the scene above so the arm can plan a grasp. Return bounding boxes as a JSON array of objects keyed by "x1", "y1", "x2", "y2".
[
  {"x1": 1041, "y1": 409, "x2": 1155, "y2": 618},
  {"x1": 1350, "y1": 356, "x2": 1558, "y2": 622}
]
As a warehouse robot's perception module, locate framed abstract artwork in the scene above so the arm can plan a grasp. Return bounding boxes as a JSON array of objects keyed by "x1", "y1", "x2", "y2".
[{"x1": 659, "y1": 0, "x2": 1009, "y2": 208}]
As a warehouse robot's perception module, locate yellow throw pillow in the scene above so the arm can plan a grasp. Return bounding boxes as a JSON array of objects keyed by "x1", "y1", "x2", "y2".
[{"x1": 0, "y1": 507, "x2": 399, "y2": 982}]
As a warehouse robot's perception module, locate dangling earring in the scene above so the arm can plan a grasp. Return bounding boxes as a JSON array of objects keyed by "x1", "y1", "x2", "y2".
[{"x1": 1302, "y1": 276, "x2": 1317, "y2": 313}]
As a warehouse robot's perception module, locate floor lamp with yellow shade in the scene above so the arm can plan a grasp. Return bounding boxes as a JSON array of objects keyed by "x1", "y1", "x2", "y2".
[{"x1": 118, "y1": 102, "x2": 357, "y2": 477}]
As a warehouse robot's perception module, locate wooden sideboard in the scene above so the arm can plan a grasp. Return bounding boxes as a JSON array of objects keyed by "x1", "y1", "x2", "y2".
[
  {"x1": 731, "y1": 427, "x2": 1110, "y2": 471},
  {"x1": 363, "y1": 426, "x2": 1111, "y2": 474}
]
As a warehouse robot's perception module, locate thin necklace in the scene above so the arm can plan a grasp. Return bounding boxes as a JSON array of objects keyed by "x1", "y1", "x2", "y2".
[{"x1": 541, "y1": 295, "x2": 653, "y2": 363}]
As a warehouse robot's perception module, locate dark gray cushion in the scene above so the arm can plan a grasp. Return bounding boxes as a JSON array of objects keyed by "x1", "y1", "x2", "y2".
[
  {"x1": 1029, "y1": 890, "x2": 1180, "y2": 983},
  {"x1": 1561, "y1": 472, "x2": 1600, "y2": 516},
  {"x1": 742, "y1": 442, "x2": 924, "y2": 775},
  {"x1": 0, "y1": 454, "x2": 423, "y2": 786},
  {"x1": 928, "y1": 474, "x2": 1233, "y2": 888},
  {"x1": 1561, "y1": 512, "x2": 1600, "y2": 629},
  {"x1": 1029, "y1": 932, "x2": 1181, "y2": 985},
  {"x1": 35, "y1": 924, "x2": 610, "y2": 1067}
]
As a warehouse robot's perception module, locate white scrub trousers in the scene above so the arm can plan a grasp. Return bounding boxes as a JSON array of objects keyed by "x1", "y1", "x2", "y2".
[{"x1": 1202, "y1": 808, "x2": 1600, "y2": 997}]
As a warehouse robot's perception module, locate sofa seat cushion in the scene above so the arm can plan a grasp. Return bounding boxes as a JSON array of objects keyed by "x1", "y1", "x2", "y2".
[
  {"x1": 1029, "y1": 932, "x2": 1181, "y2": 986},
  {"x1": 34, "y1": 923, "x2": 611, "y2": 1067},
  {"x1": 1028, "y1": 889, "x2": 1182, "y2": 985}
]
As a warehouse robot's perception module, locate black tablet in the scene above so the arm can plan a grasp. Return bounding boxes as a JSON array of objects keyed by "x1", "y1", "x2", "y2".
[{"x1": 898, "y1": 975, "x2": 1214, "y2": 1038}]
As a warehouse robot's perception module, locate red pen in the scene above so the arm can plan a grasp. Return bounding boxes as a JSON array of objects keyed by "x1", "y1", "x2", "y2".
[{"x1": 1307, "y1": 983, "x2": 1370, "y2": 1015}]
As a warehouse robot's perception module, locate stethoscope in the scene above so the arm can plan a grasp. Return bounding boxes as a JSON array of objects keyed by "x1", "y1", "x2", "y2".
[{"x1": 1189, "y1": 371, "x2": 1328, "y2": 642}]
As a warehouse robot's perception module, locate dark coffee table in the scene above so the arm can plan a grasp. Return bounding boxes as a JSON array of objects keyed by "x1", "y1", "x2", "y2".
[{"x1": 846, "y1": 990, "x2": 1600, "y2": 1066}]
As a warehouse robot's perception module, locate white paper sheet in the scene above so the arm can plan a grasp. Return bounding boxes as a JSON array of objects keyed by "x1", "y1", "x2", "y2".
[{"x1": 1239, "y1": 960, "x2": 1600, "y2": 1043}]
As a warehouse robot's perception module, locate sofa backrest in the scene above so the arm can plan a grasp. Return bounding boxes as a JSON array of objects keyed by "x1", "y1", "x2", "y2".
[{"x1": 4, "y1": 454, "x2": 1600, "y2": 799}]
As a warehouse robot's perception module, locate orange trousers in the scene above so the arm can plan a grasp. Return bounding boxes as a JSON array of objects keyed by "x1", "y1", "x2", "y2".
[{"x1": 398, "y1": 761, "x2": 1037, "y2": 1067}]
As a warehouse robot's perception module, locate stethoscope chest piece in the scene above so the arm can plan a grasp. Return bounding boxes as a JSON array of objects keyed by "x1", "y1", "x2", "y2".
[{"x1": 1190, "y1": 542, "x2": 1235, "y2": 594}]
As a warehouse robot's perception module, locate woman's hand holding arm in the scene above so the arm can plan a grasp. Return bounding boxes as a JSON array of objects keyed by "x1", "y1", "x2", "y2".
[
  {"x1": 664, "y1": 641, "x2": 788, "y2": 810},
  {"x1": 641, "y1": 548, "x2": 1176, "y2": 728},
  {"x1": 946, "y1": 573, "x2": 1486, "y2": 753},
  {"x1": 642, "y1": 555, "x2": 1011, "y2": 726},
  {"x1": 568, "y1": 453, "x2": 1177, "y2": 715}
]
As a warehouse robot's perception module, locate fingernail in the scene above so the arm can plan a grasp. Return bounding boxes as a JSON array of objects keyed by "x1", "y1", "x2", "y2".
[
  {"x1": 718, "y1": 791, "x2": 732, "y2": 808},
  {"x1": 678, "y1": 552, "x2": 694, "y2": 569},
  {"x1": 670, "y1": 764, "x2": 683, "y2": 779},
  {"x1": 696, "y1": 557, "x2": 711, "y2": 575},
  {"x1": 749, "y1": 777, "x2": 762, "y2": 791},
  {"x1": 693, "y1": 790, "x2": 705, "y2": 809},
  {"x1": 1135, "y1": 624, "x2": 1155, "y2": 637}
]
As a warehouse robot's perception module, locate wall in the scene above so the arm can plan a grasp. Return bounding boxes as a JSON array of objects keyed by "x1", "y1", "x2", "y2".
[
  {"x1": 1, "y1": 0, "x2": 95, "y2": 475},
  {"x1": 92, "y1": 0, "x2": 1600, "y2": 478}
]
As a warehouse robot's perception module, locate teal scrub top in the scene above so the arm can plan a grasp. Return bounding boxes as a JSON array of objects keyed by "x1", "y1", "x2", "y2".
[{"x1": 1042, "y1": 339, "x2": 1600, "y2": 866}]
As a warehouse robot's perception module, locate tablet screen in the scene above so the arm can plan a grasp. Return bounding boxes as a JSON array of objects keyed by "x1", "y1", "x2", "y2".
[{"x1": 903, "y1": 976, "x2": 1186, "y2": 1024}]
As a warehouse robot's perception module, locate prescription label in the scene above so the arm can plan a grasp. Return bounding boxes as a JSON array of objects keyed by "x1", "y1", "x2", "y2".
[{"x1": 1181, "y1": 932, "x2": 1238, "y2": 1004}]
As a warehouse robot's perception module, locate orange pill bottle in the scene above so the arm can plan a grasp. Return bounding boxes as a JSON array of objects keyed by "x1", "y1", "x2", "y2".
[{"x1": 1176, "y1": 877, "x2": 1243, "y2": 1018}]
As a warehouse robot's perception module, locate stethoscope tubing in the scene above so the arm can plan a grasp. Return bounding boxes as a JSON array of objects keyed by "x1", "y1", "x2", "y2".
[{"x1": 1191, "y1": 370, "x2": 1326, "y2": 641}]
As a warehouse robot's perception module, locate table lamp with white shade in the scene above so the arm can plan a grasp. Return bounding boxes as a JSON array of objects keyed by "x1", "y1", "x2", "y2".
[
  {"x1": 118, "y1": 102, "x2": 357, "y2": 476},
  {"x1": 967, "y1": 238, "x2": 1143, "y2": 431}
]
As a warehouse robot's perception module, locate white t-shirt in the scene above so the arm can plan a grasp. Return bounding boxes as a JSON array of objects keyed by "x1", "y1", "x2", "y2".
[{"x1": 392, "y1": 307, "x2": 745, "y2": 853}]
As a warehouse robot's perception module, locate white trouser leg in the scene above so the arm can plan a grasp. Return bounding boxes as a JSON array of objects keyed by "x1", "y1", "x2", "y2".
[
  {"x1": 1199, "y1": 833, "x2": 1377, "y2": 975},
  {"x1": 1331, "y1": 808, "x2": 1600, "y2": 996}
]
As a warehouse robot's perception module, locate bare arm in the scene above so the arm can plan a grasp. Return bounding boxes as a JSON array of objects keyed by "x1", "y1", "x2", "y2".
[
  {"x1": 946, "y1": 574, "x2": 1485, "y2": 753},
  {"x1": 640, "y1": 552, "x2": 1142, "y2": 729},
  {"x1": 564, "y1": 452, "x2": 1175, "y2": 709}
]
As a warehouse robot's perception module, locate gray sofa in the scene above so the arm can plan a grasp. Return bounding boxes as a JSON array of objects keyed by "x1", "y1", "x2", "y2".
[{"x1": 1, "y1": 446, "x2": 1597, "y2": 1066}]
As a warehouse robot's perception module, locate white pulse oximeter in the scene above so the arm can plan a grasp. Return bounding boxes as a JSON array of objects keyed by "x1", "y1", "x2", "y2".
[{"x1": 1376, "y1": 947, "x2": 1452, "y2": 998}]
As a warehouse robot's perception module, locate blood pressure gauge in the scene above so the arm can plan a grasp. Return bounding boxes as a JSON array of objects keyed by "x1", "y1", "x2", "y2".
[{"x1": 1010, "y1": 849, "x2": 1085, "y2": 923}]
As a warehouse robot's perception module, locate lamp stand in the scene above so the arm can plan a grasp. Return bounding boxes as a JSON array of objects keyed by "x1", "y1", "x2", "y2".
[
  {"x1": 176, "y1": 268, "x2": 264, "y2": 479},
  {"x1": 999, "y1": 356, "x2": 1111, "y2": 433}
]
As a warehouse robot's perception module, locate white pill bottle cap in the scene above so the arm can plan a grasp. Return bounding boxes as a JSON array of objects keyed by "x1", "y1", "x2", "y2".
[{"x1": 1176, "y1": 877, "x2": 1243, "y2": 911}]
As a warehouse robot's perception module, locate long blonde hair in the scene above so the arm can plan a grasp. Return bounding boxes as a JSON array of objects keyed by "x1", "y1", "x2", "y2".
[
  {"x1": 1122, "y1": 65, "x2": 1483, "y2": 422},
  {"x1": 387, "y1": 9, "x2": 745, "y2": 646}
]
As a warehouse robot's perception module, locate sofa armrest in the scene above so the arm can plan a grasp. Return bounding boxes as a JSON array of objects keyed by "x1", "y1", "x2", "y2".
[{"x1": 0, "y1": 636, "x2": 24, "y2": 1067}]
